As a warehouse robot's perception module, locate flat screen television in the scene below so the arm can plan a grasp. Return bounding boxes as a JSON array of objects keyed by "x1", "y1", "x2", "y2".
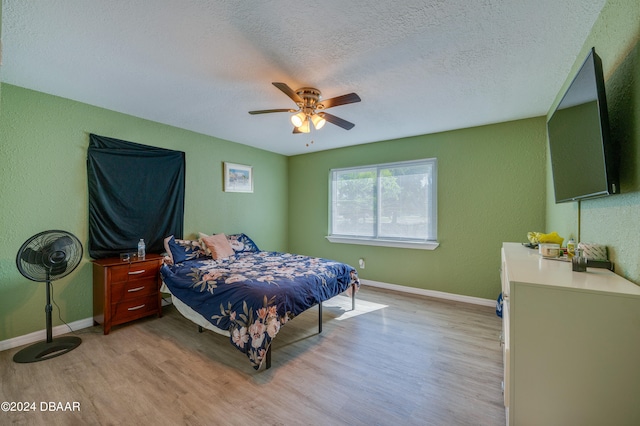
[{"x1": 547, "y1": 47, "x2": 618, "y2": 203}]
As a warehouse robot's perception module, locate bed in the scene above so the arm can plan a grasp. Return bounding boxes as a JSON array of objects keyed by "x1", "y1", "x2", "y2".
[{"x1": 159, "y1": 233, "x2": 360, "y2": 370}]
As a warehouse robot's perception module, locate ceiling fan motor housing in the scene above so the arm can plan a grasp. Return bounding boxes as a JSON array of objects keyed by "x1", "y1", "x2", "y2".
[{"x1": 295, "y1": 87, "x2": 322, "y2": 113}]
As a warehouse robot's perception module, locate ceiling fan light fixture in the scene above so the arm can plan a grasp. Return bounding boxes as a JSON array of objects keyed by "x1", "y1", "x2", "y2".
[
  {"x1": 291, "y1": 112, "x2": 306, "y2": 128},
  {"x1": 297, "y1": 118, "x2": 310, "y2": 133},
  {"x1": 311, "y1": 113, "x2": 326, "y2": 130}
]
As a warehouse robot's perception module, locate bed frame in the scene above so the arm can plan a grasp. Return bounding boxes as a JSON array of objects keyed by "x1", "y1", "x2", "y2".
[{"x1": 197, "y1": 283, "x2": 357, "y2": 369}]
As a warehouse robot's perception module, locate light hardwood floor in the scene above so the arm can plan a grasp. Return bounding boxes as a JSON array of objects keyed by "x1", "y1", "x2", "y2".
[{"x1": 0, "y1": 286, "x2": 505, "y2": 425}]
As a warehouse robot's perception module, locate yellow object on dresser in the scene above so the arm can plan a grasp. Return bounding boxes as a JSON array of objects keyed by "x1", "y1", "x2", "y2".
[{"x1": 527, "y1": 231, "x2": 564, "y2": 246}]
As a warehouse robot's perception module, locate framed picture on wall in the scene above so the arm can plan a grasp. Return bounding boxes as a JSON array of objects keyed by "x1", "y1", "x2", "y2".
[{"x1": 224, "y1": 162, "x2": 253, "y2": 193}]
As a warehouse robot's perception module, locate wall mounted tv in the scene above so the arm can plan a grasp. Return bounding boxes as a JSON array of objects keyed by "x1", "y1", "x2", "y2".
[{"x1": 547, "y1": 47, "x2": 618, "y2": 203}]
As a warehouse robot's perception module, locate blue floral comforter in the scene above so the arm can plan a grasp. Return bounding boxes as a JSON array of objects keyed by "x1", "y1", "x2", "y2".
[{"x1": 160, "y1": 251, "x2": 359, "y2": 369}]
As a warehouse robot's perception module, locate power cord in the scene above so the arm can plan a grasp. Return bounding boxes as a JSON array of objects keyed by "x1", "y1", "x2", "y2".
[{"x1": 49, "y1": 281, "x2": 78, "y2": 335}]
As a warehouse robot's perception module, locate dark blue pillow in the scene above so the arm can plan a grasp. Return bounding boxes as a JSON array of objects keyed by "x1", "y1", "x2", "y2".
[
  {"x1": 165, "y1": 236, "x2": 205, "y2": 264},
  {"x1": 227, "y1": 233, "x2": 260, "y2": 253}
]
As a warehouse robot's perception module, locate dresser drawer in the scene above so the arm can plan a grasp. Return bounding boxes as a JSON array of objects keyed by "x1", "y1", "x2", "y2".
[
  {"x1": 110, "y1": 277, "x2": 158, "y2": 304},
  {"x1": 109, "y1": 261, "x2": 160, "y2": 283},
  {"x1": 93, "y1": 254, "x2": 163, "y2": 334},
  {"x1": 111, "y1": 294, "x2": 159, "y2": 324}
]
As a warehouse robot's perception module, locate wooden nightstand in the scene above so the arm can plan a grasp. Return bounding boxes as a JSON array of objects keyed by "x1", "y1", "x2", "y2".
[{"x1": 92, "y1": 254, "x2": 163, "y2": 335}]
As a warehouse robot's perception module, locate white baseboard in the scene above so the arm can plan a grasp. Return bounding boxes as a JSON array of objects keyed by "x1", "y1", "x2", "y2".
[
  {"x1": 360, "y1": 279, "x2": 496, "y2": 307},
  {"x1": 0, "y1": 318, "x2": 95, "y2": 353}
]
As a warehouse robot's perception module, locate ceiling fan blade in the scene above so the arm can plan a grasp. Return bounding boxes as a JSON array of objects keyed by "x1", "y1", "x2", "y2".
[
  {"x1": 321, "y1": 112, "x2": 355, "y2": 130},
  {"x1": 248, "y1": 108, "x2": 295, "y2": 115},
  {"x1": 318, "y1": 93, "x2": 361, "y2": 109},
  {"x1": 292, "y1": 127, "x2": 302, "y2": 134},
  {"x1": 272, "y1": 82, "x2": 303, "y2": 104}
]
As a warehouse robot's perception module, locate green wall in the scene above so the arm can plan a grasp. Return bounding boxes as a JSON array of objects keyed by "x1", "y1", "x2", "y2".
[
  {"x1": 0, "y1": 84, "x2": 288, "y2": 342},
  {"x1": 0, "y1": 1, "x2": 3, "y2": 109},
  {"x1": 288, "y1": 117, "x2": 547, "y2": 299},
  {"x1": 546, "y1": 0, "x2": 640, "y2": 284}
]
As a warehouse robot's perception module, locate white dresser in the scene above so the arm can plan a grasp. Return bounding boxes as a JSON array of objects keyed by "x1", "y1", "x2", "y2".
[{"x1": 500, "y1": 242, "x2": 640, "y2": 426}]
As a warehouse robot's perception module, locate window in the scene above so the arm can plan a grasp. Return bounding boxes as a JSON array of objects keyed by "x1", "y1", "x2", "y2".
[{"x1": 327, "y1": 158, "x2": 438, "y2": 250}]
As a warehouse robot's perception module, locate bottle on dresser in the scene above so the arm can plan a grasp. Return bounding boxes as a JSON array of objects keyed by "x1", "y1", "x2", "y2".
[{"x1": 137, "y1": 238, "x2": 146, "y2": 260}]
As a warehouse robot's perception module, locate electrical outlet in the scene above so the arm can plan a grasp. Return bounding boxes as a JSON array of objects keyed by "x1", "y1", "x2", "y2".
[{"x1": 358, "y1": 258, "x2": 365, "y2": 269}]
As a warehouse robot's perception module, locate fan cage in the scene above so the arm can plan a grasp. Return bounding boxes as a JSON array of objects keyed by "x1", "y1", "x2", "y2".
[{"x1": 16, "y1": 230, "x2": 83, "y2": 282}]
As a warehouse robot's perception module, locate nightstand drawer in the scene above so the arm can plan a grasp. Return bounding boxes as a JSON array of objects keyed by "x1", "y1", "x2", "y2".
[
  {"x1": 110, "y1": 278, "x2": 158, "y2": 303},
  {"x1": 109, "y1": 261, "x2": 160, "y2": 283},
  {"x1": 111, "y1": 294, "x2": 159, "y2": 324}
]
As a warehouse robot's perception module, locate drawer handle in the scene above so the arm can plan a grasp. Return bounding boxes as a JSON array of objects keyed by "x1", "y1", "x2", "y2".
[
  {"x1": 128, "y1": 286, "x2": 145, "y2": 293},
  {"x1": 127, "y1": 304, "x2": 146, "y2": 311},
  {"x1": 128, "y1": 270, "x2": 146, "y2": 275}
]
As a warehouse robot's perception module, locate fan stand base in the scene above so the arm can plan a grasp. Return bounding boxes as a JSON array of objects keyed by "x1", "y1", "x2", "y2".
[{"x1": 13, "y1": 336, "x2": 82, "y2": 363}]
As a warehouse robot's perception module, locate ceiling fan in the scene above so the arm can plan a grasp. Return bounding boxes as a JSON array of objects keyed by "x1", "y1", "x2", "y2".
[{"x1": 249, "y1": 82, "x2": 361, "y2": 133}]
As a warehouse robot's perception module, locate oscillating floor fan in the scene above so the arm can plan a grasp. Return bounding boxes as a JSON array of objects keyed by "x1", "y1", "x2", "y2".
[{"x1": 14, "y1": 230, "x2": 83, "y2": 363}]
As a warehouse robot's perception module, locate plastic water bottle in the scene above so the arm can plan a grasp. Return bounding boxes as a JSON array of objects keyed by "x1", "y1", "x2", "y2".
[
  {"x1": 566, "y1": 238, "x2": 576, "y2": 258},
  {"x1": 137, "y1": 239, "x2": 146, "y2": 260}
]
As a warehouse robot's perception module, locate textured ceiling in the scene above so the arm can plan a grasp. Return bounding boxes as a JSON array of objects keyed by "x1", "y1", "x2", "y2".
[{"x1": 1, "y1": 0, "x2": 606, "y2": 155}]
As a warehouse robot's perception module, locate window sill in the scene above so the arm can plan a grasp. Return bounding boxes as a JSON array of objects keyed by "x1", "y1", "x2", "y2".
[{"x1": 325, "y1": 236, "x2": 439, "y2": 250}]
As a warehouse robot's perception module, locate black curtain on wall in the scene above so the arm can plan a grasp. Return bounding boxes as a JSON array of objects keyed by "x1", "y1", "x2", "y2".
[{"x1": 87, "y1": 133, "x2": 185, "y2": 259}]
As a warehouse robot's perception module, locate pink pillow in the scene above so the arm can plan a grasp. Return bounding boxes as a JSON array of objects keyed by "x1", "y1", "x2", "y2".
[{"x1": 201, "y1": 233, "x2": 235, "y2": 260}]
